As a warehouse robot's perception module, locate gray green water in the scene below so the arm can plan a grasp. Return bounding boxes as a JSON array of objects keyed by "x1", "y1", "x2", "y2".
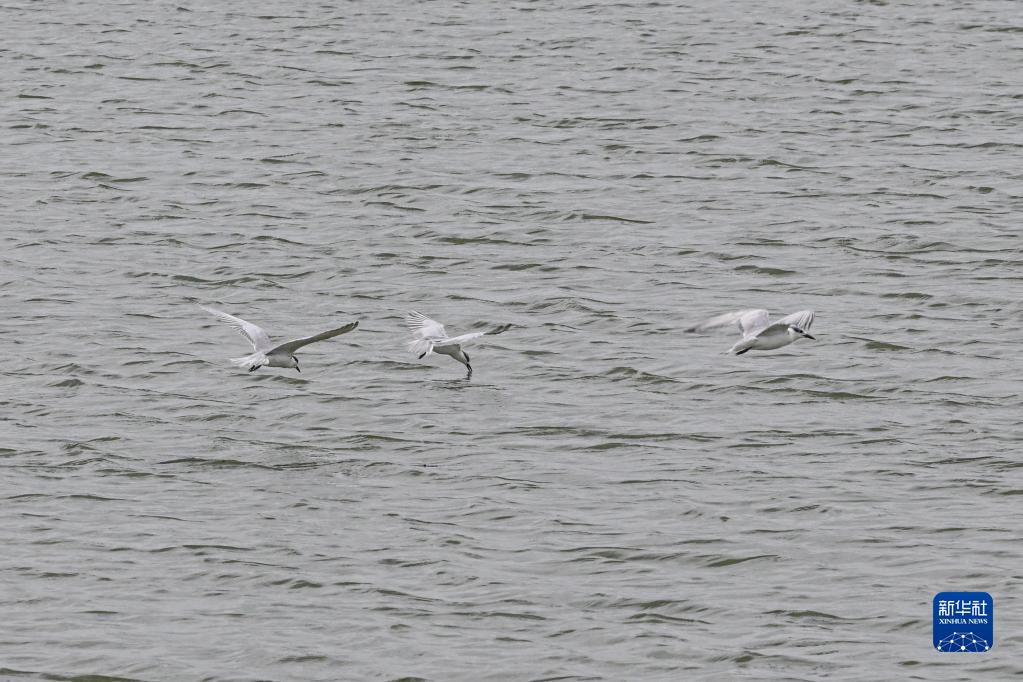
[{"x1": 2, "y1": 1, "x2": 1021, "y2": 680}]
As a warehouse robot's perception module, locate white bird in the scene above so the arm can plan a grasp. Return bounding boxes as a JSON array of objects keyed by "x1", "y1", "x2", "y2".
[
  {"x1": 686, "y1": 309, "x2": 816, "y2": 355},
  {"x1": 202, "y1": 306, "x2": 358, "y2": 372},
  {"x1": 405, "y1": 311, "x2": 511, "y2": 374}
]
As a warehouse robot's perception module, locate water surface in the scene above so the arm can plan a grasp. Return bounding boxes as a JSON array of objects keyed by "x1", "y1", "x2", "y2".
[{"x1": 2, "y1": 1, "x2": 1022, "y2": 680}]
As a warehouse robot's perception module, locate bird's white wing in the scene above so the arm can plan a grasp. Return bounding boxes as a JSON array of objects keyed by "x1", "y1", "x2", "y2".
[
  {"x1": 202, "y1": 306, "x2": 273, "y2": 351},
  {"x1": 432, "y1": 323, "x2": 512, "y2": 348},
  {"x1": 777, "y1": 310, "x2": 814, "y2": 332},
  {"x1": 686, "y1": 309, "x2": 768, "y2": 335},
  {"x1": 737, "y1": 309, "x2": 771, "y2": 338},
  {"x1": 406, "y1": 311, "x2": 447, "y2": 339},
  {"x1": 758, "y1": 310, "x2": 814, "y2": 338},
  {"x1": 270, "y1": 321, "x2": 359, "y2": 354}
]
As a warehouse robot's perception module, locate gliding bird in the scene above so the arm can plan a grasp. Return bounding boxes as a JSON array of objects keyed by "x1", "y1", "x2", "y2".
[
  {"x1": 686, "y1": 309, "x2": 815, "y2": 355},
  {"x1": 405, "y1": 311, "x2": 511, "y2": 374},
  {"x1": 202, "y1": 306, "x2": 358, "y2": 372}
]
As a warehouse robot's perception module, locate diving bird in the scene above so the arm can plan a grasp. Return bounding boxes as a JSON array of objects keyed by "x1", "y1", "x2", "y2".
[
  {"x1": 686, "y1": 309, "x2": 815, "y2": 355},
  {"x1": 405, "y1": 311, "x2": 511, "y2": 374},
  {"x1": 202, "y1": 306, "x2": 358, "y2": 372}
]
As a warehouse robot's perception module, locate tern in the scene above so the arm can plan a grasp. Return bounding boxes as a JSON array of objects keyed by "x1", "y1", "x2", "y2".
[
  {"x1": 687, "y1": 309, "x2": 815, "y2": 354},
  {"x1": 405, "y1": 311, "x2": 511, "y2": 374},
  {"x1": 202, "y1": 306, "x2": 358, "y2": 372}
]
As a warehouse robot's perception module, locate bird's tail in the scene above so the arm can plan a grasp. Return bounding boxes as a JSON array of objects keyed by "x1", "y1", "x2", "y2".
[
  {"x1": 407, "y1": 338, "x2": 434, "y2": 359},
  {"x1": 230, "y1": 352, "x2": 268, "y2": 371},
  {"x1": 728, "y1": 339, "x2": 753, "y2": 355}
]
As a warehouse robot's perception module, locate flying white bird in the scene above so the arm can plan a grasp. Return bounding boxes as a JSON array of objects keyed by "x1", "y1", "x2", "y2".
[
  {"x1": 686, "y1": 309, "x2": 815, "y2": 355},
  {"x1": 202, "y1": 306, "x2": 358, "y2": 372},
  {"x1": 405, "y1": 311, "x2": 511, "y2": 374}
]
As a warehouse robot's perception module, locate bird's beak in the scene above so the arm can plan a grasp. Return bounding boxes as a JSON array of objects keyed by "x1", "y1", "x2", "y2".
[
  {"x1": 803, "y1": 333, "x2": 816, "y2": 340},
  {"x1": 295, "y1": 366, "x2": 301, "y2": 373}
]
